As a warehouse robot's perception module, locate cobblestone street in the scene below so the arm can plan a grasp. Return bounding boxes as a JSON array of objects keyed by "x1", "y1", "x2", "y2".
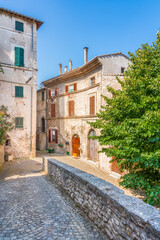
[{"x1": 0, "y1": 159, "x2": 106, "y2": 240}]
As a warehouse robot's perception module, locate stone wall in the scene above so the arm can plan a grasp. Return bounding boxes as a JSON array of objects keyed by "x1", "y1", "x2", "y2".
[
  {"x1": 0, "y1": 145, "x2": 4, "y2": 167},
  {"x1": 43, "y1": 157, "x2": 160, "y2": 240}
]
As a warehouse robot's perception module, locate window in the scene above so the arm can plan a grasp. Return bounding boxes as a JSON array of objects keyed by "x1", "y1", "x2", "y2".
[
  {"x1": 121, "y1": 67, "x2": 125, "y2": 73},
  {"x1": 89, "y1": 129, "x2": 96, "y2": 137},
  {"x1": 15, "y1": 47, "x2": 24, "y2": 67},
  {"x1": 15, "y1": 21, "x2": 24, "y2": 32},
  {"x1": 49, "y1": 129, "x2": 58, "y2": 143},
  {"x1": 68, "y1": 100, "x2": 74, "y2": 117},
  {"x1": 48, "y1": 89, "x2": 57, "y2": 98},
  {"x1": 15, "y1": 86, "x2": 23, "y2": 97},
  {"x1": 90, "y1": 77, "x2": 95, "y2": 87},
  {"x1": 15, "y1": 117, "x2": 23, "y2": 128},
  {"x1": 68, "y1": 84, "x2": 74, "y2": 93},
  {"x1": 41, "y1": 118, "x2": 45, "y2": 132},
  {"x1": 90, "y1": 96, "x2": 95, "y2": 115},
  {"x1": 65, "y1": 83, "x2": 77, "y2": 93},
  {"x1": 51, "y1": 104, "x2": 56, "y2": 117},
  {"x1": 42, "y1": 91, "x2": 45, "y2": 101},
  {"x1": 5, "y1": 139, "x2": 11, "y2": 146}
]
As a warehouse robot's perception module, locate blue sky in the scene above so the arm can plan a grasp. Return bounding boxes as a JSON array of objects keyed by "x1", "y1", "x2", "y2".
[{"x1": 1, "y1": 0, "x2": 160, "y2": 88}]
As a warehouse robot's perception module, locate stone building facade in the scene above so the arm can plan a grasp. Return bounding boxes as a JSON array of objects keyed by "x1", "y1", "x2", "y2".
[
  {"x1": 0, "y1": 8, "x2": 43, "y2": 158},
  {"x1": 38, "y1": 49, "x2": 131, "y2": 174}
]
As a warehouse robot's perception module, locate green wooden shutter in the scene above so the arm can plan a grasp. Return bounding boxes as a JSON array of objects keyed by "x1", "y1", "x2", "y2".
[
  {"x1": 15, "y1": 86, "x2": 23, "y2": 97},
  {"x1": 15, "y1": 21, "x2": 24, "y2": 32},
  {"x1": 15, "y1": 47, "x2": 20, "y2": 66},
  {"x1": 15, "y1": 86, "x2": 19, "y2": 97},
  {"x1": 20, "y1": 118, "x2": 23, "y2": 128},
  {"x1": 19, "y1": 86, "x2": 23, "y2": 97},
  {"x1": 15, "y1": 47, "x2": 24, "y2": 67},
  {"x1": 15, "y1": 117, "x2": 23, "y2": 128},
  {"x1": 20, "y1": 48, "x2": 24, "y2": 67}
]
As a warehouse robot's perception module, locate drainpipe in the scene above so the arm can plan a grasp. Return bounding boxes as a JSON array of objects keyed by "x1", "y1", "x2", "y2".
[{"x1": 30, "y1": 21, "x2": 35, "y2": 154}]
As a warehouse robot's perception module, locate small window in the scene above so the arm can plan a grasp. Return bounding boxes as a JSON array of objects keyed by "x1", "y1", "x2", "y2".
[
  {"x1": 5, "y1": 139, "x2": 11, "y2": 146},
  {"x1": 42, "y1": 91, "x2": 45, "y2": 101},
  {"x1": 15, "y1": 21, "x2": 24, "y2": 32},
  {"x1": 66, "y1": 84, "x2": 77, "y2": 93},
  {"x1": 41, "y1": 118, "x2": 45, "y2": 132},
  {"x1": 49, "y1": 129, "x2": 58, "y2": 143},
  {"x1": 15, "y1": 117, "x2": 23, "y2": 128},
  {"x1": 89, "y1": 129, "x2": 96, "y2": 137},
  {"x1": 90, "y1": 77, "x2": 95, "y2": 86},
  {"x1": 15, "y1": 86, "x2": 23, "y2": 97},
  {"x1": 68, "y1": 84, "x2": 74, "y2": 93},
  {"x1": 15, "y1": 47, "x2": 24, "y2": 67},
  {"x1": 121, "y1": 67, "x2": 125, "y2": 73}
]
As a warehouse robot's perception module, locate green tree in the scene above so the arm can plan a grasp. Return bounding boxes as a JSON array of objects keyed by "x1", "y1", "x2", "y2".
[
  {"x1": 89, "y1": 32, "x2": 160, "y2": 206},
  {"x1": 0, "y1": 106, "x2": 13, "y2": 145}
]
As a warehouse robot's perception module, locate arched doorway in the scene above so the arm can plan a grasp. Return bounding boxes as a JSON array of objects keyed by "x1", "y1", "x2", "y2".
[
  {"x1": 72, "y1": 134, "x2": 80, "y2": 157},
  {"x1": 88, "y1": 129, "x2": 97, "y2": 162}
]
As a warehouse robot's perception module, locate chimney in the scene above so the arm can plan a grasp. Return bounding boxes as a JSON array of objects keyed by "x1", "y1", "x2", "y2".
[
  {"x1": 84, "y1": 47, "x2": 88, "y2": 64},
  {"x1": 64, "y1": 66, "x2": 68, "y2": 73},
  {"x1": 69, "y1": 60, "x2": 72, "y2": 71},
  {"x1": 59, "y1": 64, "x2": 62, "y2": 75}
]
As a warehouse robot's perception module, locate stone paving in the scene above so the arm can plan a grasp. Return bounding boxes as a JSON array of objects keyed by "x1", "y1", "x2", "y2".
[{"x1": 0, "y1": 159, "x2": 107, "y2": 240}]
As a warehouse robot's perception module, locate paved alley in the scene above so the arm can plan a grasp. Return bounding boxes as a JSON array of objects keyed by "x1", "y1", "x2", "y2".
[{"x1": 0, "y1": 159, "x2": 106, "y2": 240}]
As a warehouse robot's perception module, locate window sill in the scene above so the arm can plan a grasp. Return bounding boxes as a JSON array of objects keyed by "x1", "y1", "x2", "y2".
[{"x1": 15, "y1": 64, "x2": 24, "y2": 68}]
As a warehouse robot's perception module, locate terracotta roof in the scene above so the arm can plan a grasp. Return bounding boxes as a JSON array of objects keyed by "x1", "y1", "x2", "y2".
[
  {"x1": 43, "y1": 57, "x2": 102, "y2": 86},
  {"x1": 42, "y1": 52, "x2": 130, "y2": 87},
  {"x1": 0, "y1": 7, "x2": 43, "y2": 30}
]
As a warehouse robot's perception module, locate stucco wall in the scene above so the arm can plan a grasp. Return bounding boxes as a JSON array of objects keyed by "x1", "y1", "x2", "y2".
[
  {"x1": 43, "y1": 158, "x2": 160, "y2": 240},
  {"x1": 0, "y1": 12, "x2": 38, "y2": 158}
]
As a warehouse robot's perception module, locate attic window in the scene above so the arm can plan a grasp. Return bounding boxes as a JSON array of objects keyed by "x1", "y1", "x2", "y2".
[{"x1": 121, "y1": 67, "x2": 125, "y2": 73}]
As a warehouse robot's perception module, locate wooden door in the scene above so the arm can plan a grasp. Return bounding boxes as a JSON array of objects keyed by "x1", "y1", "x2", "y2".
[
  {"x1": 89, "y1": 138, "x2": 97, "y2": 161},
  {"x1": 72, "y1": 135, "x2": 80, "y2": 157}
]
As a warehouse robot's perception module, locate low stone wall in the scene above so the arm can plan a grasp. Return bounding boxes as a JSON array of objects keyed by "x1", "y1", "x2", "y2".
[
  {"x1": 43, "y1": 157, "x2": 160, "y2": 240},
  {"x1": 0, "y1": 145, "x2": 4, "y2": 167}
]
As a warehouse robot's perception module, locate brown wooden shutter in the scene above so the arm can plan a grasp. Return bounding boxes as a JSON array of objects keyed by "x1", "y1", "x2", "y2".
[
  {"x1": 49, "y1": 129, "x2": 51, "y2": 142},
  {"x1": 90, "y1": 96, "x2": 95, "y2": 115},
  {"x1": 65, "y1": 85, "x2": 68, "y2": 93},
  {"x1": 55, "y1": 130, "x2": 58, "y2": 143},
  {"x1": 51, "y1": 104, "x2": 55, "y2": 117},
  {"x1": 49, "y1": 90, "x2": 51, "y2": 98},
  {"x1": 74, "y1": 83, "x2": 77, "y2": 91},
  {"x1": 55, "y1": 88, "x2": 57, "y2": 96},
  {"x1": 68, "y1": 101, "x2": 74, "y2": 117}
]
